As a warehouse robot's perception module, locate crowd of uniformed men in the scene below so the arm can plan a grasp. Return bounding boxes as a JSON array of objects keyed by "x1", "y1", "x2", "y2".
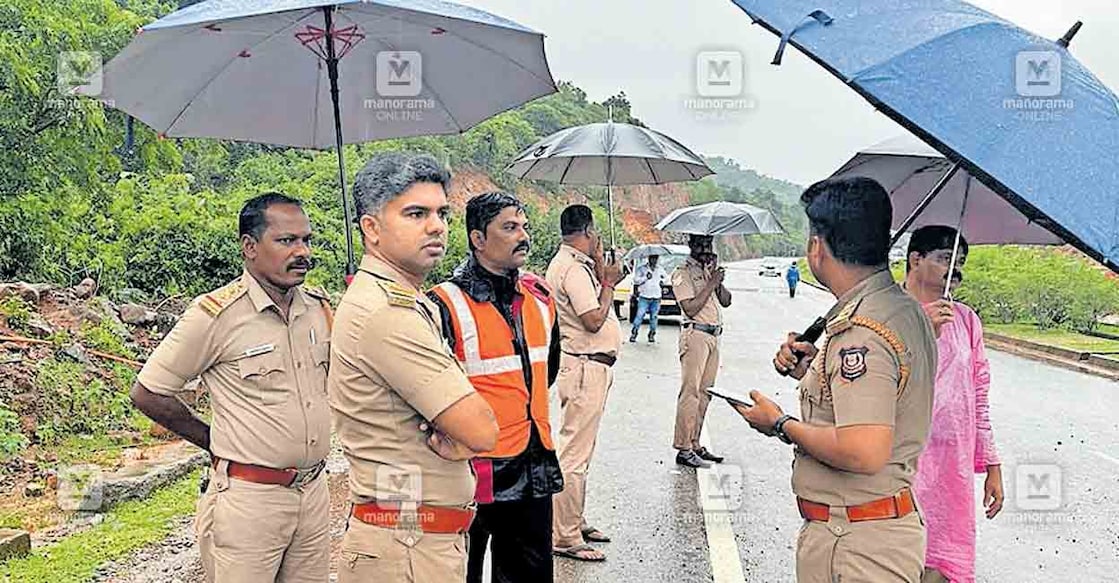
[{"x1": 129, "y1": 150, "x2": 961, "y2": 582}]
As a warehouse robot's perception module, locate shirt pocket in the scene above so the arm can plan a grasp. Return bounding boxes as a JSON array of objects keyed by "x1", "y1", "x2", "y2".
[{"x1": 237, "y1": 351, "x2": 289, "y2": 405}]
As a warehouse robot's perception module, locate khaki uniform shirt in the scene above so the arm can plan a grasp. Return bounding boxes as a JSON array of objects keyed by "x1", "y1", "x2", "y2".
[
  {"x1": 672, "y1": 257, "x2": 722, "y2": 326},
  {"x1": 792, "y1": 270, "x2": 937, "y2": 507},
  {"x1": 329, "y1": 255, "x2": 477, "y2": 507},
  {"x1": 545, "y1": 244, "x2": 621, "y2": 356},
  {"x1": 138, "y1": 271, "x2": 332, "y2": 470}
]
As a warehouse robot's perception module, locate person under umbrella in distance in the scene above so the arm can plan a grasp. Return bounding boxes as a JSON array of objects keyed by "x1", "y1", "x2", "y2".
[
  {"x1": 903, "y1": 225, "x2": 1003, "y2": 583},
  {"x1": 672, "y1": 235, "x2": 731, "y2": 468}
]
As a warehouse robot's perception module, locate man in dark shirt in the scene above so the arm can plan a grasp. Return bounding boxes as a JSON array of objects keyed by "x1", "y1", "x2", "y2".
[{"x1": 429, "y1": 192, "x2": 563, "y2": 582}]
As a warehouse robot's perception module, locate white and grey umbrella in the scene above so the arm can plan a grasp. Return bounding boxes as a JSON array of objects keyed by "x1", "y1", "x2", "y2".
[
  {"x1": 504, "y1": 120, "x2": 714, "y2": 247},
  {"x1": 654, "y1": 201, "x2": 785, "y2": 236},
  {"x1": 81, "y1": 0, "x2": 556, "y2": 275}
]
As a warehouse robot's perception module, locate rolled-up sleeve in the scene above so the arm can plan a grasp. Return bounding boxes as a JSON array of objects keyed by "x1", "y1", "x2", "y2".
[
  {"x1": 354, "y1": 307, "x2": 475, "y2": 422},
  {"x1": 137, "y1": 303, "x2": 217, "y2": 396}
]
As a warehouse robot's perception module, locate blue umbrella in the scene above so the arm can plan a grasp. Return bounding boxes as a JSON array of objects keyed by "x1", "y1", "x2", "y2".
[{"x1": 730, "y1": 0, "x2": 1119, "y2": 272}]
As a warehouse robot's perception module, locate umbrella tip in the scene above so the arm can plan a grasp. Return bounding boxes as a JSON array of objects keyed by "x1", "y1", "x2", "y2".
[{"x1": 1057, "y1": 21, "x2": 1083, "y2": 48}]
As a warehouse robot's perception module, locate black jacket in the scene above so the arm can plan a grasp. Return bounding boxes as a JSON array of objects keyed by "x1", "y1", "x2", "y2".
[{"x1": 428, "y1": 255, "x2": 563, "y2": 501}]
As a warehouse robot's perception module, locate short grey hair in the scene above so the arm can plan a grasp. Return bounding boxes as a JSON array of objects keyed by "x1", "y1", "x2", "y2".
[{"x1": 352, "y1": 152, "x2": 451, "y2": 217}]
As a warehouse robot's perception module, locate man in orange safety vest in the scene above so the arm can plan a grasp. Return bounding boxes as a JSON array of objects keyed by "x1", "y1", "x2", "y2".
[{"x1": 429, "y1": 191, "x2": 563, "y2": 583}]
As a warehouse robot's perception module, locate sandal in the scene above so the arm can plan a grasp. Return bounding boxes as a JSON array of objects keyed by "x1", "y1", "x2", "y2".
[
  {"x1": 553, "y1": 543, "x2": 606, "y2": 562},
  {"x1": 581, "y1": 526, "x2": 612, "y2": 543}
]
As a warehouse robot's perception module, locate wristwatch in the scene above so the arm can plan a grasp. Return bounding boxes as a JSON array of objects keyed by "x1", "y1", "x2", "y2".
[{"x1": 773, "y1": 414, "x2": 799, "y2": 445}]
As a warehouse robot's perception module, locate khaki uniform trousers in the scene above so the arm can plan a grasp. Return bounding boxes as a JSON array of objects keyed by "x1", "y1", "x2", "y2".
[
  {"x1": 552, "y1": 353, "x2": 613, "y2": 548},
  {"x1": 796, "y1": 506, "x2": 926, "y2": 583},
  {"x1": 195, "y1": 460, "x2": 330, "y2": 583},
  {"x1": 920, "y1": 568, "x2": 950, "y2": 583},
  {"x1": 673, "y1": 328, "x2": 720, "y2": 451},
  {"x1": 339, "y1": 516, "x2": 467, "y2": 582}
]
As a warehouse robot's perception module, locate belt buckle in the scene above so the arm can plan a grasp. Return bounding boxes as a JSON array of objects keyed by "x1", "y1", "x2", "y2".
[{"x1": 289, "y1": 461, "x2": 324, "y2": 489}]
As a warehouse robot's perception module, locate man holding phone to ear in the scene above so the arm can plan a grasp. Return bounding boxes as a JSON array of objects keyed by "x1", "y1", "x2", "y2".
[
  {"x1": 729, "y1": 177, "x2": 938, "y2": 583},
  {"x1": 672, "y1": 234, "x2": 731, "y2": 469},
  {"x1": 546, "y1": 204, "x2": 622, "y2": 562}
]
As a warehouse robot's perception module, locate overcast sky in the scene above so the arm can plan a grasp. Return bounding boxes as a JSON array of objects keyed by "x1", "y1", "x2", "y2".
[{"x1": 458, "y1": 0, "x2": 1118, "y2": 186}]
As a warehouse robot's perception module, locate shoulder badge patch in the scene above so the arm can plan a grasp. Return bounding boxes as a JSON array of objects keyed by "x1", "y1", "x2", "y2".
[
  {"x1": 198, "y1": 279, "x2": 247, "y2": 318},
  {"x1": 838, "y1": 346, "x2": 869, "y2": 382},
  {"x1": 377, "y1": 280, "x2": 418, "y2": 308}
]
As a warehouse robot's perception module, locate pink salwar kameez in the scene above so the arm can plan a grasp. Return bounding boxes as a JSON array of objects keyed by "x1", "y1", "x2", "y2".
[{"x1": 913, "y1": 302, "x2": 1000, "y2": 583}]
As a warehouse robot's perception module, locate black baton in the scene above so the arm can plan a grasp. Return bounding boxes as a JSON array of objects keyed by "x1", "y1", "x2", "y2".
[{"x1": 778, "y1": 316, "x2": 827, "y2": 377}]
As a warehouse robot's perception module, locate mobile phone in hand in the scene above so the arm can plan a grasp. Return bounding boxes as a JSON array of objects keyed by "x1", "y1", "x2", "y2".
[{"x1": 706, "y1": 387, "x2": 755, "y2": 408}]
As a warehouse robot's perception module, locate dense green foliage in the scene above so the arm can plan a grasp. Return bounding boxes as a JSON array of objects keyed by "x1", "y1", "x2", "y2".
[{"x1": 955, "y1": 247, "x2": 1119, "y2": 332}]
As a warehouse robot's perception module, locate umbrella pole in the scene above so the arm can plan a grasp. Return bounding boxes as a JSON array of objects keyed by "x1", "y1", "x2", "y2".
[
  {"x1": 607, "y1": 183, "x2": 616, "y2": 251},
  {"x1": 890, "y1": 161, "x2": 962, "y2": 247},
  {"x1": 323, "y1": 6, "x2": 356, "y2": 279},
  {"x1": 943, "y1": 175, "x2": 971, "y2": 299}
]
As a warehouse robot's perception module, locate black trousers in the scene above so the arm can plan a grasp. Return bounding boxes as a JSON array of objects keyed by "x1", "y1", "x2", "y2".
[{"x1": 466, "y1": 495, "x2": 554, "y2": 583}]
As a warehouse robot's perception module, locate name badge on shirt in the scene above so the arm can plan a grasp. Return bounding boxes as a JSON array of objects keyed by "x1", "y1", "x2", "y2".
[{"x1": 243, "y1": 344, "x2": 275, "y2": 358}]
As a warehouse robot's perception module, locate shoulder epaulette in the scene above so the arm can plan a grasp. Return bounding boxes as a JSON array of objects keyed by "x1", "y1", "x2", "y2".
[
  {"x1": 377, "y1": 280, "x2": 418, "y2": 308},
  {"x1": 304, "y1": 285, "x2": 331, "y2": 302},
  {"x1": 825, "y1": 300, "x2": 859, "y2": 335},
  {"x1": 198, "y1": 279, "x2": 247, "y2": 318}
]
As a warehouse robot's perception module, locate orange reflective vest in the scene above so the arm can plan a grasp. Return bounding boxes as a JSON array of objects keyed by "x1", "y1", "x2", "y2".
[{"x1": 431, "y1": 278, "x2": 556, "y2": 458}]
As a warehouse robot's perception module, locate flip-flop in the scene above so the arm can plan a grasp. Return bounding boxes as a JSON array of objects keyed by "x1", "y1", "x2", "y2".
[
  {"x1": 581, "y1": 526, "x2": 612, "y2": 543},
  {"x1": 553, "y1": 543, "x2": 606, "y2": 562}
]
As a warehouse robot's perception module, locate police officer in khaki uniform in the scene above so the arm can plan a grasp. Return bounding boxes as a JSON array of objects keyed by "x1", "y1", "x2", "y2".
[
  {"x1": 546, "y1": 205, "x2": 622, "y2": 562},
  {"x1": 132, "y1": 193, "x2": 333, "y2": 583},
  {"x1": 730, "y1": 177, "x2": 937, "y2": 583},
  {"x1": 671, "y1": 234, "x2": 731, "y2": 469},
  {"x1": 328, "y1": 152, "x2": 499, "y2": 582}
]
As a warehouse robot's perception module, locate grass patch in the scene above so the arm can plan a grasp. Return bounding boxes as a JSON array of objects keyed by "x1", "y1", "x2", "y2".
[
  {"x1": 986, "y1": 323, "x2": 1119, "y2": 354},
  {"x1": 0, "y1": 469, "x2": 201, "y2": 583}
]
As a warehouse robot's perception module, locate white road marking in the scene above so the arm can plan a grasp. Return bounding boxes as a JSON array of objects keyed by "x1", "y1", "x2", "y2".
[
  {"x1": 698, "y1": 423, "x2": 747, "y2": 583},
  {"x1": 1091, "y1": 450, "x2": 1119, "y2": 467}
]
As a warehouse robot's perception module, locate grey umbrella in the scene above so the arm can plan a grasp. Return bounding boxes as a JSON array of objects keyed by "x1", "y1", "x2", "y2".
[
  {"x1": 505, "y1": 120, "x2": 714, "y2": 247},
  {"x1": 831, "y1": 134, "x2": 1062, "y2": 245},
  {"x1": 654, "y1": 201, "x2": 785, "y2": 236},
  {"x1": 84, "y1": 0, "x2": 556, "y2": 276}
]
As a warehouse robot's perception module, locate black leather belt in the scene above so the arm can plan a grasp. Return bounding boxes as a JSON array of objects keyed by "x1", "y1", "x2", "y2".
[
  {"x1": 684, "y1": 322, "x2": 723, "y2": 337},
  {"x1": 563, "y1": 351, "x2": 617, "y2": 367}
]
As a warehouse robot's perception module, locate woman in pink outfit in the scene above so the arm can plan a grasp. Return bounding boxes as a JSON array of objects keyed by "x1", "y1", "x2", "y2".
[{"x1": 903, "y1": 226, "x2": 1004, "y2": 583}]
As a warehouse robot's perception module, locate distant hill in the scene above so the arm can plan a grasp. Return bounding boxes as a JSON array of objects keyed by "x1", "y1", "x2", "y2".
[{"x1": 704, "y1": 156, "x2": 803, "y2": 203}]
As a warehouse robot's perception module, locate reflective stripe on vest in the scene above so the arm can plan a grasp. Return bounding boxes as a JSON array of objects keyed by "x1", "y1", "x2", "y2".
[
  {"x1": 432, "y1": 280, "x2": 556, "y2": 458},
  {"x1": 436, "y1": 284, "x2": 550, "y2": 376}
]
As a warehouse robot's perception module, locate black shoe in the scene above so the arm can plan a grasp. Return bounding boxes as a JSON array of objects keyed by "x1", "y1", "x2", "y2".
[
  {"x1": 647, "y1": 334, "x2": 656, "y2": 343},
  {"x1": 675, "y1": 450, "x2": 711, "y2": 469},
  {"x1": 694, "y1": 447, "x2": 724, "y2": 464},
  {"x1": 629, "y1": 333, "x2": 638, "y2": 343}
]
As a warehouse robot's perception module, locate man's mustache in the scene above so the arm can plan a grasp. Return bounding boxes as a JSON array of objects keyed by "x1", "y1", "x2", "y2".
[
  {"x1": 945, "y1": 270, "x2": 963, "y2": 283},
  {"x1": 514, "y1": 241, "x2": 531, "y2": 254},
  {"x1": 288, "y1": 258, "x2": 313, "y2": 271}
]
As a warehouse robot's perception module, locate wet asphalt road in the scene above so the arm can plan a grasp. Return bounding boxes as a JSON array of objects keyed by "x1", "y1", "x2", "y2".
[{"x1": 551, "y1": 259, "x2": 1119, "y2": 583}]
